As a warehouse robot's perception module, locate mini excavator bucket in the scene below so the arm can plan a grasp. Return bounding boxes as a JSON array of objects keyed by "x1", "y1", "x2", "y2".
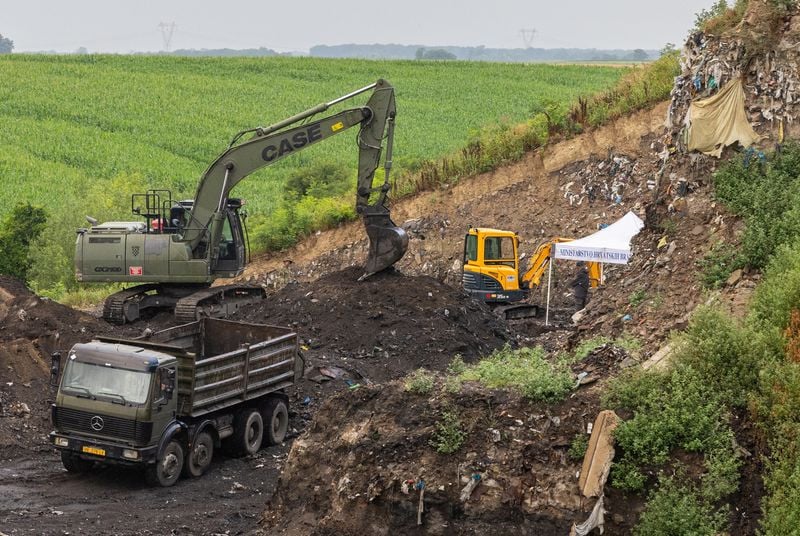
[{"x1": 363, "y1": 214, "x2": 408, "y2": 277}]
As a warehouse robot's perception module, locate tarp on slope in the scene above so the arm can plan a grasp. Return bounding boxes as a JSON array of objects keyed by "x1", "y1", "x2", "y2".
[
  {"x1": 684, "y1": 77, "x2": 761, "y2": 158},
  {"x1": 553, "y1": 211, "x2": 644, "y2": 265}
]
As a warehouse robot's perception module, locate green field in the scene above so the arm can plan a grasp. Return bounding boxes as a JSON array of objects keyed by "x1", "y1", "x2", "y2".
[{"x1": 0, "y1": 54, "x2": 627, "y2": 295}]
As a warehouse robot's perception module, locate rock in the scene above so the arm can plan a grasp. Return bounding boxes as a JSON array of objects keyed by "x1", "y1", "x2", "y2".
[
  {"x1": 690, "y1": 224, "x2": 705, "y2": 236},
  {"x1": 726, "y1": 268, "x2": 743, "y2": 287}
]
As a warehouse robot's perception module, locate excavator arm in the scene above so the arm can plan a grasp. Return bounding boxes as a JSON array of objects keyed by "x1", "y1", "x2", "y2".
[{"x1": 180, "y1": 79, "x2": 407, "y2": 276}]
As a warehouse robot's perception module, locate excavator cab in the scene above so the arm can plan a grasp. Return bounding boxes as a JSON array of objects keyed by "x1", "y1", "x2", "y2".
[
  {"x1": 211, "y1": 199, "x2": 247, "y2": 276},
  {"x1": 462, "y1": 228, "x2": 526, "y2": 303}
]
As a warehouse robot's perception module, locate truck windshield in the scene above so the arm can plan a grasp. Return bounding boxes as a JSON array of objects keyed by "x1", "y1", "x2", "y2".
[{"x1": 61, "y1": 360, "x2": 151, "y2": 405}]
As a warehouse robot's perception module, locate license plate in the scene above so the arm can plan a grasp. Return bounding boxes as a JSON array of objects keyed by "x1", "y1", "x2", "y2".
[{"x1": 82, "y1": 446, "x2": 105, "y2": 456}]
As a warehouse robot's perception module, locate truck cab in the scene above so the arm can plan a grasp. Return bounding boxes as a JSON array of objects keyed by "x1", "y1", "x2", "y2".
[{"x1": 50, "y1": 343, "x2": 177, "y2": 471}]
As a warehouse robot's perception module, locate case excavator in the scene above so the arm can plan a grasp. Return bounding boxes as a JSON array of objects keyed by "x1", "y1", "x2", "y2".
[
  {"x1": 462, "y1": 228, "x2": 601, "y2": 320},
  {"x1": 76, "y1": 80, "x2": 407, "y2": 324}
]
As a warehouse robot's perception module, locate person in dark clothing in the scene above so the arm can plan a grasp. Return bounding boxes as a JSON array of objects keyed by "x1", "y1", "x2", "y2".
[{"x1": 571, "y1": 261, "x2": 590, "y2": 311}]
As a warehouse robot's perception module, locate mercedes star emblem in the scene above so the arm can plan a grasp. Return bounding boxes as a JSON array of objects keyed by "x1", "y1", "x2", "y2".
[{"x1": 90, "y1": 416, "x2": 104, "y2": 431}]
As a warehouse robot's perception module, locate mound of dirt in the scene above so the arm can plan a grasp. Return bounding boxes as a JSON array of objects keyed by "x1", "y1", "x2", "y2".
[
  {"x1": 0, "y1": 276, "x2": 117, "y2": 454},
  {"x1": 234, "y1": 267, "x2": 513, "y2": 386},
  {"x1": 260, "y1": 376, "x2": 636, "y2": 536}
]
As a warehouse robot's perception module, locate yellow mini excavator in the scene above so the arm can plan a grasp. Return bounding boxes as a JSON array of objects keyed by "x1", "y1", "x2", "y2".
[{"x1": 462, "y1": 228, "x2": 601, "y2": 319}]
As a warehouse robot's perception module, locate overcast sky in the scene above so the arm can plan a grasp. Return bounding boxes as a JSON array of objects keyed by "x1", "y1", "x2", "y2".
[{"x1": 4, "y1": 0, "x2": 717, "y2": 53}]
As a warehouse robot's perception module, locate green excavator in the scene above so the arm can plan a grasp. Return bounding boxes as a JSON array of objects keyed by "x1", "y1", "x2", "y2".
[{"x1": 75, "y1": 79, "x2": 408, "y2": 324}]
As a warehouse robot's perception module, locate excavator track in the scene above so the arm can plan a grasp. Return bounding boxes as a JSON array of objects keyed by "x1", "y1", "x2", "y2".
[
  {"x1": 102, "y1": 284, "x2": 162, "y2": 325},
  {"x1": 174, "y1": 284, "x2": 266, "y2": 324}
]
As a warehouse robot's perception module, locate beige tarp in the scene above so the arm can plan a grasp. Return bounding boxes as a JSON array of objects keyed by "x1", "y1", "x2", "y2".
[{"x1": 684, "y1": 78, "x2": 761, "y2": 157}]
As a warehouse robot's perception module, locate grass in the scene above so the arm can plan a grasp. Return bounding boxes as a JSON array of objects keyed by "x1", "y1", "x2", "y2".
[
  {"x1": 404, "y1": 368, "x2": 435, "y2": 395},
  {"x1": 460, "y1": 345, "x2": 573, "y2": 403}
]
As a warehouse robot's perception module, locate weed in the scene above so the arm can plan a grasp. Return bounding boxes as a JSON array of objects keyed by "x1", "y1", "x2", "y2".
[
  {"x1": 431, "y1": 409, "x2": 467, "y2": 454},
  {"x1": 658, "y1": 218, "x2": 678, "y2": 236},
  {"x1": 443, "y1": 375, "x2": 462, "y2": 395},
  {"x1": 615, "y1": 333, "x2": 643, "y2": 357},
  {"x1": 404, "y1": 369, "x2": 435, "y2": 395},
  {"x1": 568, "y1": 433, "x2": 589, "y2": 461},
  {"x1": 697, "y1": 242, "x2": 741, "y2": 290},
  {"x1": 447, "y1": 354, "x2": 467, "y2": 375},
  {"x1": 572, "y1": 336, "x2": 612, "y2": 362},
  {"x1": 629, "y1": 289, "x2": 647, "y2": 307},
  {"x1": 461, "y1": 345, "x2": 573, "y2": 403}
]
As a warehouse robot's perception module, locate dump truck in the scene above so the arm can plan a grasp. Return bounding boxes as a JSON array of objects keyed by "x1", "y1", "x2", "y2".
[{"x1": 49, "y1": 318, "x2": 302, "y2": 486}]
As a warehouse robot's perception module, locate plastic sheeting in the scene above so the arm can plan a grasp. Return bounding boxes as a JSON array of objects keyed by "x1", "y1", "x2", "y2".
[
  {"x1": 552, "y1": 212, "x2": 644, "y2": 265},
  {"x1": 684, "y1": 78, "x2": 761, "y2": 157}
]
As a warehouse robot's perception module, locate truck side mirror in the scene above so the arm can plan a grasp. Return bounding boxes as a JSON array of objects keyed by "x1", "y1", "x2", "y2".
[{"x1": 50, "y1": 352, "x2": 61, "y2": 386}]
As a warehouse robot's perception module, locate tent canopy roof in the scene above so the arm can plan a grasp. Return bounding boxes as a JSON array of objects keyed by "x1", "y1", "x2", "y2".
[{"x1": 552, "y1": 211, "x2": 644, "y2": 265}]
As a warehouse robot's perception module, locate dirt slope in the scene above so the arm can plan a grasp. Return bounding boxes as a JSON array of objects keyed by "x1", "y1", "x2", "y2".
[{"x1": 0, "y1": 95, "x2": 758, "y2": 535}]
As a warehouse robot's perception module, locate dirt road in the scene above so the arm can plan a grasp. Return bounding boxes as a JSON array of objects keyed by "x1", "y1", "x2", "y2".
[{"x1": 0, "y1": 444, "x2": 288, "y2": 536}]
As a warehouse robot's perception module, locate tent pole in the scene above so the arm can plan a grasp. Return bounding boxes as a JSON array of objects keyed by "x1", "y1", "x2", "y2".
[{"x1": 545, "y1": 256, "x2": 553, "y2": 326}]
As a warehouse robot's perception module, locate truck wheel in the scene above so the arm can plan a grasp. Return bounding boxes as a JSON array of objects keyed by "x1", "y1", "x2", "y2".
[
  {"x1": 145, "y1": 439, "x2": 184, "y2": 487},
  {"x1": 61, "y1": 451, "x2": 93, "y2": 473},
  {"x1": 183, "y1": 431, "x2": 214, "y2": 478},
  {"x1": 262, "y1": 398, "x2": 289, "y2": 446},
  {"x1": 231, "y1": 408, "x2": 263, "y2": 456}
]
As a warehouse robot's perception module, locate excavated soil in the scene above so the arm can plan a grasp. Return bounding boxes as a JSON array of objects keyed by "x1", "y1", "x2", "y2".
[{"x1": 233, "y1": 267, "x2": 513, "y2": 385}]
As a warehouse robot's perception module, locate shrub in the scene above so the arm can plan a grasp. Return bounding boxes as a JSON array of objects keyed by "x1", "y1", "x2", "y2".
[
  {"x1": 404, "y1": 369, "x2": 435, "y2": 395},
  {"x1": 431, "y1": 409, "x2": 467, "y2": 454},
  {"x1": 572, "y1": 336, "x2": 612, "y2": 362},
  {"x1": 0, "y1": 203, "x2": 48, "y2": 283},
  {"x1": 749, "y1": 240, "x2": 800, "y2": 331},
  {"x1": 714, "y1": 143, "x2": 800, "y2": 269},
  {"x1": 568, "y1": 433, "x2": 589, "y2": 461},
  {"x1": 697, "y1": 241, "x2": 742, "y2": 289},
  {"x1": 634, "y1": 475, "x2": 727, "y2": 536},
  {"x1": 676, "y1": 306, "x2": 770, "y2": 407},
  {"x1": 604, "y1": 363, "x2": 741, "y2": 497}
]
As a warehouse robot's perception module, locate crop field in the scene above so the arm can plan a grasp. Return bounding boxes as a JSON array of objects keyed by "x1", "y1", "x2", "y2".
[{"x1": 0, "y1": 54, "x2": 626, "y2": 295}]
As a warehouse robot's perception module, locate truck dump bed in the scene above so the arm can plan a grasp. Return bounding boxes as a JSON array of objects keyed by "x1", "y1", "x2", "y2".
[{"x1": 98, "y1": 318, "x2": 301, "y2": 417}]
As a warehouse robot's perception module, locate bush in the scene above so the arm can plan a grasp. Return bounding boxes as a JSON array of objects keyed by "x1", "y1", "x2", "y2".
[
  {"x1": 404, "y1": 369, "x2": 435, "y2": 395},
  {"x1": 0, "y1": 203, "x2": 48, "y2": 283},
  {"x1": 460, "y1": 345, "x2": 573, "y2": 403},
  {"x1": 431, "y1": 409, "x2": 467, "y2": 454},
  {"x1": 714, "y1": 143, "x2": 800, "y2": 269},
  {"x1": 284, "y1": 161, "x2": 351, "y2": 200},
  {"x1": 749, "y1": 240, "x2": 800, "y2": 331},
  {"x1": 568, "y1": 433, "x2": 589, "y2": 461},
  {"x1": 676, "y1": 306, "x2": 772, "y2": 407},
  {"x1": 634, "y1": 475, "x2": 727, "y2": 536},
  {"x1": 697, "y1": 241, "x2": 742, "y2": 289},
  {"x1": 604, "y1": 363, "x2": 740, "y2": 496}
]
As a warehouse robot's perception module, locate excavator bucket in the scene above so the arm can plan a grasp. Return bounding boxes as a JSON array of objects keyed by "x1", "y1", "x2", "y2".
[{"x1": 362, "y1": 214, "x2": 408, "y2": 277}]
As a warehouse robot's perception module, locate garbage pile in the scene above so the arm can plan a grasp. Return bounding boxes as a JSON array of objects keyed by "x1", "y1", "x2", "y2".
[
  {"x1": 667, "y1": 5, "x2": 800, "y2": 142},
  {"x1": 557, "y1": 153, "x2": 648, "y2": 208}
]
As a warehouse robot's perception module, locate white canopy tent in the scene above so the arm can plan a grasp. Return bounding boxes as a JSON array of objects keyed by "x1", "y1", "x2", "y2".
[{"x1": 545, "y1": 211, "x2": 645, "y2": 324}]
